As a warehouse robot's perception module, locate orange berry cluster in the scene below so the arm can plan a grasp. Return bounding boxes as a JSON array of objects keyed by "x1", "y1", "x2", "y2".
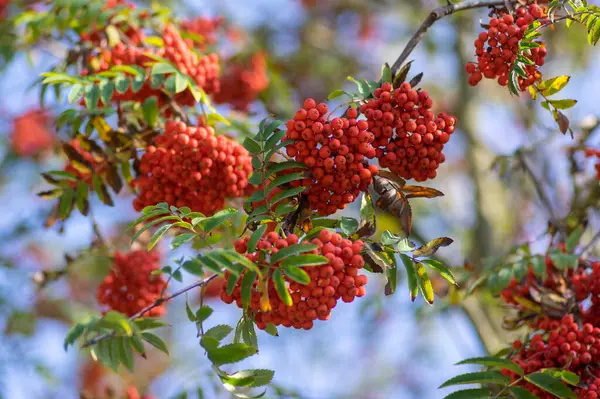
[
  {"x1": 181, "y1": 16, "x2": 224, "y2": 50},
  {"x1": 213, "y1": 52, "x2": 270, "y2": 112},
  {"x1": 97, "y1": 250, "x2": 166, "y2": 317},
  {"x1": 507, "y1": 315, "x2": 600, "y2": 399},
  {"x1": 584, "y1": 148, "x2": 600, "y2": 180},
  {"x1": 363, "y1": 82, "x2": 456, "y2": 182},
  {"x1": 220, "y1": 230, "x2": 367, "y2": 330},
  {"x1": 11, "y1": 109, "x2": 55, "y2": 157},
  {"x1": 88, "y1": 24, "x2": 219, "y2": 110},
  {"x1": 133, "y1": 120, "x2": 253, "y2": 215},
  {"x1": 284, "y1": 99, "x2": 379, "y2": 215},
  {"x1": 64, "y1": 139, "x2": 105, "y2": 184},
  {"x1": 465, "y1": 3, "x2": 547, "y2": 89}
]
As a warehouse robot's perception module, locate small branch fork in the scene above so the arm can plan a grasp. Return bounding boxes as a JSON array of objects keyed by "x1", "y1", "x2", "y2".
[
  {"x1": 81, "y1": 273, "x2": 219, "y2": 348},
  {"x1": 391, "y1": 0, "x2": 516, "y2": 74}
]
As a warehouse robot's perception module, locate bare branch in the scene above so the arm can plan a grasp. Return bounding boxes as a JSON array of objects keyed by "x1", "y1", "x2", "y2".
[
  {"x1": 391, "y1": 0, "x2": 514, "y2": 74},
  {"x1": 81, "y1": 273, "x2": 219, "y2": 348}
]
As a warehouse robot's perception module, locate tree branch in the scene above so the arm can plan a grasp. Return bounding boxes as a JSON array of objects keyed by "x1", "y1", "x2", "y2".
[
  {"x1": 391, "y1": 0, "x2": 514, "y2": 74},
  {"x1": 81, "y1": 273, "x2": 219, "y2": 348}
]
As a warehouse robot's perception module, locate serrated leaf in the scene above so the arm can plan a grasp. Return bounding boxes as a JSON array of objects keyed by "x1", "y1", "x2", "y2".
[
  {"x1": 413, "y1": 237, "x2": 453, "y2": 257},
  {"x1": 272, "y1": 269, "x2": 292, "y2": 306},
  {"x1": 400, "y1": 254, "x2": 418, "y2": 301},
  {"x1": 207, "y1": 343, "x2": 258, "y2": 365},
  {"x1": 205, "y1": 325, "x2": 233, "y2": 341},
  {"x1": 455, "y1": 356, "x2": 523, "y2": 375},
  {"x1": 243, "y1": 137, "x2": 262, "y2": 154},
  {"x1": 439, "y1": 371, "x2": 510, "y2": 388},
  {"x1": 283, "y1": 265, "x2": 310, "y2": 285},
  {"x1": 148, "y1": 224, "x2": 173, "y2": 250},
  {"x1": 265, "y1": 172, "x2": 305, "y2": 196},
  {"x1": 133, "y1": 318, "x2": 169, "y2": 331},
  {"x1": 203, "y1": 208, "x2": 238, "y2": 232},
  {"x1": 117, "y1": 337, "x2": 134, "y2": 371},
  {"x1": 265, "y1": 161, "x2": 307, "y2": 177},
  {"x1": 524, "y1": 372, "x2": 576, "y2": 398},
  {"x1": 141, "y1": 332, "x2": 169, "y2": 355},
  {"x1": 442, "y1": 389, "x2": 491, "y2": 399},
  {"x1": 422, "y1": 259, "x2": 457, "y2": 286},
  {"x1": 196, "y1": 306, "x2": 213, "y2": 323},
  {"x1": 270, "y1": 244, "x2": 317, "y2": 264},
  {"x1": 247, "y1": 225, "x2": 268, "y2": 253},
  {"x1": 270, "y1": 186, "x2": 306, "y2": 205},
  {"x1": 280, "y1": 254, "x2": 329, "y2": 268}
]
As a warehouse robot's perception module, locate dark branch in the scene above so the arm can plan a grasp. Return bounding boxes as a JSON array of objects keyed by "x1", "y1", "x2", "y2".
[
  {"x1": 391, "y1": 0, "x2": 514, "y2": 74},
  {"x1": 81, "y1": 273, "x2": 219, "y2": 348}
]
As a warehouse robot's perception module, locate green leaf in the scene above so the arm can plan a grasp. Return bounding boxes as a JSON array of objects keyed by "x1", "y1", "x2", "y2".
[
  {"x1": 280, "y1": 254, "x2": 329, "y2": 268},
  {"x1": 422, "y1": 259, "x2": 457, "y2": 286},
  {"x1": 84, "y1": 84, "x2": 100, "y2": 110},
  {"x1": 265, "y1": 161, "x2": 307, "y2": 177},
  {"x1": 247, "y1": 225, "x2": 268, "y2": 253},
  {"x1": 540, "y1": 75, "x2": 570, "y2": 96},
  {"x1": 550, "y1": 252, "x2": 578, "y2": 270},
  {"x1": 416, "y1": 262, "x2": 434, "y2": 304},
  {"x1": 141, "y1": 332, "x2": 169, "y2": 355},
  {"x1": 241, "y1": 271, "x2": 257, "y2": 309},
  {"x1": 63, "y1": 323, "x2": 86, "y2": 350},
  {"x1": 142, "y1": 96, "x2": 158, "y2": 127},
  {"x1": 111, "y1": 65, "x2": 143, "y2": 76},
  {"x1": 455, "y1": 356, "x2": 523, "y2": 376},
  {"x1": 171, "y1": 233, "x2": 195, "y2": 249},
  {"x1": 243, "y1": 137, "x2": 262, "y2": 154},
  {"x1": 207, "y1": 343, "x2": 258, "y2": 366},
  {"x1": 560, "y1": 370, "x2": 580, "y2": 386},
  {"x1": 92, "y1": 174, "x2": 114, "y2": 206},
  {"x1": 532, "y1": 255, "x2": 547, "y2": 279},
  {"x1": 381, "y1": 63, "x2": 392, "y2": 83},
  {"x1": 270, "y1": 244, "x2": 317, "y2": 264},
  {"x1": 101, "y1": 311, "x2": 134, "y2": 336},
  {"x1": 264, "y1": 323, "x2": 278, "y2": 337},
  {"x1": 186, "y1": 299, "x2": 196, "y2": 322},
  {"x1": 566, "y1": 225, "x2": 584, "y2": 253},
  {"x1": 327, "y1": 89, "x2": 347, "y2": 100},
  {"x1": 68, "y1": 84, "x2": 85, "y2": 104},
  {"x1": 549, "y1": 99, "x2": 577, "y2": 110},
  {"x1": 272, "y1": 269, "x2": 292, "y2": 306},
  {"x1": 133, "y1": 318, "x2": 169, "y2": 331},
  {"x1": 131, "y1": 73, "x2": 145, "y2": 93},
  {"x1": 175, "y1": 73, "x2": 188, "y2": 94},
  {"x1": 196, "y1": 306, "x2": 213, "y2": 323},
  {"x1": 347, "y1": 76, "x2": 372, "y2": 97},
  {"x1": 340, "y1": 217, "x2": 359, "y2": 236},
  {"x1": 148, "y1": 224, "x2": 173, "y2": 250},
  {"x1": 205, "y1": 325, "x2": 233, "y2": 341},
  {"x1": 59, "y1": 189, "x2": 75, "y2": 220},
  {"x1": 270, "y1": 186, "x2": 307, "y2": 205},
  {"x1": 203, "y1": 208, "x2": 238, "y2": 232},
  {"x1": 99, "y1": 79, "x2": 114, "y2": 105},
  {"x1": 114, "y1": 75, "x2": 130, "y2": 93},
  {"x1": 151, "y1": 62, "x2": 177, "y2": 75},
  {"x1": 509, "y1": 386, "x2": 539, "y2": 399},
  {"x1": 400, "y1": 254, "x2": 418, "y2": 301},
  {"x1": 384, "y1": 252, "x2": 398, "y2": 295},
  {"x1": 524, "y1": 372, "x2": 576, "y2": 398},
  {"x1": 439, "y1": 371, "x2": 510, "y2": 388},
  {"x1": 265, "y1": 172, "x2": 305, "y2": 196},
  {"x1": 117, "y1": 337, "x2": 134, "y2": 371},
  {"x1": 283, "y1": 265, "x2": 311, "y2": 285},
  {"x1": 442, "y1": 389, "x2": 491, "y2": 399},
  {"x1": 38, "y1": 188, "x2": 64, "y2": 200}
]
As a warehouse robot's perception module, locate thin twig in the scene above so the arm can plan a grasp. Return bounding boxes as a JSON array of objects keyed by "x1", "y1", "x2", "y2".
[
  {"x1": 391, "y1": 0, "x2": 515, "y2": 74},
  {"x1": 81, "y1": 273, "x2": 219, "y2": 348}
]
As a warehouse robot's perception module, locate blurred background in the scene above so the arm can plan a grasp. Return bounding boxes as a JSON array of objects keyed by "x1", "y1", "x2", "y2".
[{"x1": 1, "y1": 0, "x2": 599, "y2": 398}]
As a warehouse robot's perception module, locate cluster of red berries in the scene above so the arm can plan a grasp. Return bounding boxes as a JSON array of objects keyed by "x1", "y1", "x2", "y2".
[
  {"x1": 213, "y1": 52, "x2": 270, "y2": 112},
  {"x1": 79, "y1": 0, "x2": 146, "y2": 47},
  {"x1": 500, "y1": 256, "x2": 557, "y2": 307},
  {"x1": 465, "y1": 3, "x2": 547, "y2": 89},
  {"x1": 64, "y1": 139, "x2": 105, "y2": 185},
  {"x1": 87, "y1": 24, "x2": 220, "y2": 110},
  {"x1": 220, "y1": 230, "x2": 367, "y2": 330},
  {"x1": 506, "y1": 315, "x2": 600, "y2": 399},
  {"x1": 10, "y1": 109, "x2": 55, "y2": 157},
  {"x1": 584, "y1": 148, "x2": 600, "y2": 180},
  {"x1": 363, "y1": 82, "x2": 456, "y2": 181},
  {"x1": 133, "y1": 120, "x2": 253, "y2": 216},
  {"x1": 181, "y1": 16, "x2": 224, "y2": 50},
  {"x1": 97, "y1": 250, "x2": 166, "y2": 317},
  {"x1": 284, "y1": 99, "x2": 379, "y2": 215}
]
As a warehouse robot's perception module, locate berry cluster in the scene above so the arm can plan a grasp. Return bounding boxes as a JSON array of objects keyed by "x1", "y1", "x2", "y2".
[
  {"x1": 465, "y1": 3, "x2": 547, "y2": 89},
  {"x1": 133, "y1": 120, "x2": 253, "y2": 215},
  {"x1": 584, "y1": 148, "x2": 600, "y2": 180},
  {"x1": 97, "y1": 250, "x2": 166, "y2": 317},
  {"x1": 181, "y1": 16, "x2": 224, "y2": 50},
  {"x1": 79, "y1": 0, "x2": 146, "y2": 47},
  {"x1": 10, "y1": 109, "x2": 55, "y2": 157},
  {"x1": 284, "y1": 99, "x2": 379, "y2": 215},
  {"x1": 213, "y1": 52, "x2": 270, "y2": 112},
  {"x1": 64, "y1": 139, "x2": 105, "y2": 185},
  {"x1": 87, "y1": 24, "x2": 220, "y2": 110},
  {"x1": 220, "y1": 230, "x2": 367, "y2": 330},
  {"x1": 506, "y1": 315, "x2": 600, "y2": 399},
  {"x1": 362, "y1": 82, "x2": 456, "y2": 181}
]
